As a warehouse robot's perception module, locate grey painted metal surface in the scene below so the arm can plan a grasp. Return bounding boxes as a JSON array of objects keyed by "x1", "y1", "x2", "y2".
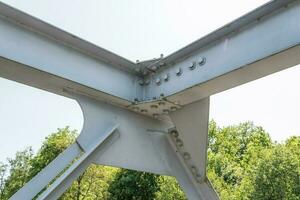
[
  {"x1": 144, "y1": 0, "x2": 300, "y2": 103},
  {"x1": 1, "y1": 0, "x2": 300, "y2": 199}
]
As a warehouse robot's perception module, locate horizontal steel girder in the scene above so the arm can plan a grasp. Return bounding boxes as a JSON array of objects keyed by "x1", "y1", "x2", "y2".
[{"x1": 0, "y1": 0, "x2": 300, "y2": 112}]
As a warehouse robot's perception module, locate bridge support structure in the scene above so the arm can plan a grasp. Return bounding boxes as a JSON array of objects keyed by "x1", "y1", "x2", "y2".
[{"x1": 1, "y1": 0, "x2": 300, "y2": 199}]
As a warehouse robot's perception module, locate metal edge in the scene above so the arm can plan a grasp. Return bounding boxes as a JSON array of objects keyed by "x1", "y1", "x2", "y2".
[
  {"x1": 149, "y1": 0, "x2": 297, "y2": 69},
  {"x1": 0, "y1": 1, "x2": 138, "y2": 74}
]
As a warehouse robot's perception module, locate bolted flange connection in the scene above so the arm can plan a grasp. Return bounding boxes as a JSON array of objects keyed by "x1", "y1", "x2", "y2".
[{"x1": 168, "y1": 128, "x2": 203, "y2": 183}]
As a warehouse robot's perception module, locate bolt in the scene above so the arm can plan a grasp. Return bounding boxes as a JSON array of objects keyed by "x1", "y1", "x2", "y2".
[
  {"x1": 153, "y1": 113, "x2": 159, "y2": 118},
  {"x1": 138, "y1": 79, "x2": 144, "y2": 86},
  {"x1": 189, "y1": 62, "x2": 196, "y2": 70},
  {"x1": 176, "y1": 138, "x2": 184, "y2": 147},
  {"x1": 199, "y1": 57, "x2": 206, "y2": 66},
  {"x1": 151, "y1": 66, "x2": 158, "y2": 71},
  {"x1": 132, "y1": 107, "x2": 140, "y2": 111},
  {"x1": 191, "y1": 166, "x2": 197, "y2": 174},
  {"x1": 150, "y1": 104, "x2": 158, "y2": 109},
  {"x1": 195, "y1": 173, "x2": 202, "y2": 182},
  {"x1": 176, "y1": 68, "x2": 183, "y2": 76},
  {"x1": 155, "y1": 77, "x2": 161, "y2": 85},
  {"x1": 144, "y1": 79, "x2": 150, "y2": 85},
  {"x1": 170, "y1": 106, "x2": 178, "y2": 111},
  {"x1": 141, "y1": 109, "x2": 148, "y2": 113},
  {"x1": 170, "y1": 130, "x2": 178, "y2": 137},
  {"x1": 163, "y1": 109, "x2": 169, "y2": 114},
  {"x1": 142, "y1": 70, "x2": 149, "y2": 76},
  {"x1": 163, "y1": 73, "x2": 169, "y2": 81},
  {"x1": 158, "y1": 101, "x2": 166, "y2": 106},
  {"x1": 183, "y1": 152, "x2": 191, "y2": 160},
  {"x1": 160, "y1": 93, "x2": 165, "y2": 97}
]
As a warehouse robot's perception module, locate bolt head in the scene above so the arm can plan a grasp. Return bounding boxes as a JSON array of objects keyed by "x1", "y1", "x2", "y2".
[
  {"x1": 138, "y1": 79, "x2": 144, "y2": 86},
  {"x1": 163, "y1": 73, "x2": 169, "y2": 81},
  {"x1": 158, "y1": 101, "x2": 166, "y2": 106},
  {"x1": 141, "y1": 109, "x2": 148, "y2": 113},
  {"x1": 151, "y1": 66, "x2": 158, "y2": 71},
  {"x1": 176, "y1": 68, "x2": 183, "y2": 76},
  {"x1": 170, "y1": 130, "x2": 178, "y2": 137},
  {"x1": 163, "y1": 109, "x2": 169, "y2": 114},
  {"x1": 144, "y1": 79, "x2": 150, "y2": 85},
  {"x1": 183, "y1": 152, "x2": 191, "y2": 160},
  {"x1": 170, "y1": 106, "x2": 178, "y2": 111},
  {"x1": 176, "y1": 138, "x2": 184, "y2": 147},
  {"x1": 199, "y1": 57, "x2": 206, "y2": 66},
  {"x1": 150, "y1": 104, "x2": 158, "y2": 109},
  {"x1": 155, "y1": 77, "x2": 161, "y2": 85},
  {"x1": 189, "y1": 62, "x2": 196, "y2": 70},
  {"x1": 153, "y1": 113, "x2": 159, "y2": 118},
  {"x1": 191, "y1": 166, "x2": 197, "y2": 174},
  {"x1": 132, "y1": 107, "x2": 140, "y2": 111}
]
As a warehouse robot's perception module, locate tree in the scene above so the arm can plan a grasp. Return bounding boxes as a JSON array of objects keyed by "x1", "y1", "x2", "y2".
[
  {"x1": 2, "y1": 148, "x2": 33, "y2": 199},
  {"x1": 108, "y1": 169, "x2": 161, "y2": 200},
  {"x1": 250, "y1": 137, "x2": 300, "y2": 200},
  {"x1": 207, "y1": 121, "x2": 272, "y2": 199},
  {"x1": 156, "y1": 176, "x2": 186, "y2": 200},
  {"x1": 1, "y1": 127, "x2": 117, "y2": 200},
  {"x1": 0, "y1": 162, "x2": 7, "y2": 199}
]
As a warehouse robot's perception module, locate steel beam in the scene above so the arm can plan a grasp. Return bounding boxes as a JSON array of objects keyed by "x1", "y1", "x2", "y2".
[
  {"x1": 2, "y1": 0, "x2": 300, "y2": 199},
  {"x1": 0, "y1": 2, "x2": 140, "y2": 106},
  {"x1": 143, "y1": 0, "x2": 300, "y2": 105}
]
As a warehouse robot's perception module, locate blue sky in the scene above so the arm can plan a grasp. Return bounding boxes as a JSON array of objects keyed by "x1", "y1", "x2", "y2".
[{"x1": 1, "y1": 0, "x2": 300, "y2": 162}]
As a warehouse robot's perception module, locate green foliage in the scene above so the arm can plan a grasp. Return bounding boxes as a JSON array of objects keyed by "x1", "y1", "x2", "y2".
[
  {"x1": 250, "y1": 137, "x2": 300, "y2": 200},
  {"x1": 29, "y1": 127, "x2": 77, "y2": 178},
  {"x1": 2, "y1": 148, "x2": 33, "y2": 199},
  {"x1": 156, "y1": 176, "x2": 186, "y2": 200},
  {"x1": 1, "y1": 122, "x2": 299, "y2": 200},
  {"x1": 108, "y1": 169, "x2": 160, "y2": 200},
  {"x1": 0, "y1": 162, "x2": 7, "y2": 199}
]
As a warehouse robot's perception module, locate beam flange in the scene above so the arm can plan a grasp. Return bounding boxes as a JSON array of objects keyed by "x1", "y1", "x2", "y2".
[{"x1": 142, "y1": 0, "x2": 300, "y2": 104}]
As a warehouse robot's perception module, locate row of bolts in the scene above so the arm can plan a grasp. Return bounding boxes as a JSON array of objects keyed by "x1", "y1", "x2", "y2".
[
  {"x1": 138, "y1": 57, "x2": 206, "y2": 86},
  {"x1": 169, "y1": 129, "x2": 202, "y2": 183},
  {"x1": 132, "y1": 101, "x2": 179, "y2": 118}
]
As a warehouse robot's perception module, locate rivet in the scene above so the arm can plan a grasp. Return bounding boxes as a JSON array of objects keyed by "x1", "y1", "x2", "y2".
[
  {"x1": 191, "y1": 166, "x2": 197, "y2": 174},
  {"x1": 141, "y1": 109, "x2": 148, "y2": 113},
  {"x1": 170, "y1": 130, "x2": 178, "y2": 137},
  {"x1": 150, "y1": 104, "x2": 158, "y2": 109},
  {"x1": 138, "y1": 79, "x2": 144, "y2": 86},
  {"x1": 163, "y1": 73, "x2": 169, "y2": 81},
  {"x1": 176, "y1": 68, "x2": 183, "y2": 76},
  {"x1": 155, "y1": 77, "x2": 161, "y2": 85},
  {"x1": 176, "y1": 138, "x2": 184, "y2": 147},
  {"x1": 151, "y1": 66, "x2": 158, "y2": 71},
  {"x1": 189, "y1": 62, "x2": 196, "y2": 70},
  {"x1": 142, "y1": 70, "x2": 149, "y2": 76},
  {"x1": 152, "y1": 96, "x2": 157, "y2": 100},
  {"x1": 170, "y1": 106, "x2": 178, "y2": 111},
  {"x1": 160, "y1": 93, "x2": 165, "y2": 97},
  {"x1": 158, "y1": 101, "x2": 166, "y2": 106},
  {"x1": 163, "y1": 109, "x2": 169, "y2": 114},
  {"x1": 199, "y1": 57, "x2": 206, "y2": 66},
  {"x1": 132, "y1": 107, "x2": 140, "y2": 111},
  {"x1": 144, "y1": 79, "x2": 150, "y2": 85},
  {"x1": 134, "y1": 98, "x2": 138, "y2": 102},
  {"x1": 183, "y1": 152, "x2": 191, "y2": 160},
  {"x1": 153, "y1": 113, "x2": 159, "y2": 118},
  {"x1": 195, "y1": 173, "x2": 201, "y2": 179}
]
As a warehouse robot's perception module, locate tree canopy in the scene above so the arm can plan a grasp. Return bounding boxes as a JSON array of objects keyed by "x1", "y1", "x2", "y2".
[{"x1": 0, "y1": 122, "x2": 299, "y2": 200}]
